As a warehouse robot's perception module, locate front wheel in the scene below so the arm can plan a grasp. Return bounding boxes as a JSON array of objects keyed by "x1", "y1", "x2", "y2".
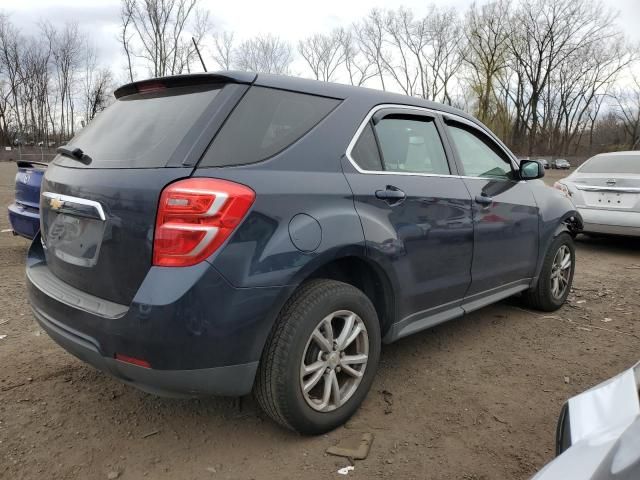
[
  {"x1": 523, "y1": 233, "x2": 575, "y2": 311},
  {"x1": 254, "y1": 279, "x2": 381, "y2": 434}
]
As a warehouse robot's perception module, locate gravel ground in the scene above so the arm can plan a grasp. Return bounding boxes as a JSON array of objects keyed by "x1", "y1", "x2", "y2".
[{"x1": 0, "y1": 163, "x2": 638, "y2": 480}]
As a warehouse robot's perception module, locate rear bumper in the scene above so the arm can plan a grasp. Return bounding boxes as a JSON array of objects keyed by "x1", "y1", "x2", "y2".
[
  {"x1": 578, "y1": 207, "x2": 640, "y2": 237},
  {"x1": 27, "y1": 237, "x2": 292, "y2": 397},
  {"x1": 31, "y1": 304, "x2": 257, "y2": 397},
  {"x1": 7, "y1": 202, "x2": 39, "y2": 239}
]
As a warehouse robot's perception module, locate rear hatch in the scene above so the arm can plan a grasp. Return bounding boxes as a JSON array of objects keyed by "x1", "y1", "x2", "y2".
[
  {"x1": 39, "y1": 74, "x2": 253, "y2": 305},
  {"x1": 15, "y1": 161, "x2": 47, "y2": 211}
]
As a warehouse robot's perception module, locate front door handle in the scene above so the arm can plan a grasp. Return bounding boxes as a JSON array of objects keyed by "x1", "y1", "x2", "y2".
[
  {"x1": 475, "y1": 195, "x2": 493, "y2": 206},
  {"x1": 375, "y1": 186, "x2": 406, "y2": 205}
]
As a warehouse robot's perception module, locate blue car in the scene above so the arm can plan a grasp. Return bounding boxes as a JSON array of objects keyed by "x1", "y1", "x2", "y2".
[
  {"x1": 8, "y1": 160, "x2": 47, "y2": 239},
  {"x1": 26, "y1": 72, "x2": 583, "y2": 434}
]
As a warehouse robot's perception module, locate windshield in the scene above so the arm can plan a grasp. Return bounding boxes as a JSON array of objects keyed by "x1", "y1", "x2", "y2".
[
  {"x1": 579, "y1": 154, "x2": 640, "y2": 174},
  {"x1": 56, "y1": 85, "x2": 222, "y2": 168}
]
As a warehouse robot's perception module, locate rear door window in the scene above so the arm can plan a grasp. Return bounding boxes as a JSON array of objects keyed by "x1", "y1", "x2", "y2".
[
  {"x1": 58, "y1": 85, "x2": 222, "y2": 168},
  {"x1": 375, "y1": 116, "x2": 450, "y2": 175},
  {"x1": 200, "y1": 87, "x2": 339, "y2": 167}
]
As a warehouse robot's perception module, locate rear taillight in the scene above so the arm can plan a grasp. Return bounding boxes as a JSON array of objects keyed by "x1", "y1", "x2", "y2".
[
  {"x1": 553, "y1": 182, "x2": 571, "y2": 197},
  {"x1": 153, "y1": 178, "x2": 255, "y2": 267}
]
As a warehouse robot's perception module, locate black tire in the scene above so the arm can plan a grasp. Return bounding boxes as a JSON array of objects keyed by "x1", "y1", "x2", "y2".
[
  {"x1": 254, "y1": 279, "x2": 381, "y2": 435},
  {"x1": 523, "y1": 233, "x2": 575, "y2": 311}
]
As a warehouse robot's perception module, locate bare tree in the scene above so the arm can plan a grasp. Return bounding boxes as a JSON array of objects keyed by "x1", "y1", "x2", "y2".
[
  {"x1": 423, "y1": 7, "x2": 466, "y2": 104},
  {"x1": 82, "y1": 43, "x2": 113, "y2": 123},
  {"x1": 234, "y1": 34, "x2": 292, "y2": 74},
  {"x1": 0, "y1": 14, "x2": 24, "y2": 140},
  {"x1": 298, "y1": 28, "x2": 346, "y2": 82},
  {"x1": 119, "y1": 0, "x2": 208, "y2": 78},
  {"x1": 42, "y1": 21, "x2": 83, "y2": 141},
  {"x1": 340, "y1": 28, "x2": 375, "y2": 87},
  {"x1": 211, "y1": 31, "x2": 235, "y2": 70},
  {"x1": 120, "y1": 0, "x2": 135, "y2": 82},
  {"x1": 354, "y1": 10, "x2": 388, "y2": 90},
  {"x1": 509, "y1": 0, "x2": 618, "y2": 154},
  {"x1": 463, "y1": 0, "x2": 511, "y2": 123},
  {"x1": 613, "y1": 75, "x2": 640, "y2": 149}
]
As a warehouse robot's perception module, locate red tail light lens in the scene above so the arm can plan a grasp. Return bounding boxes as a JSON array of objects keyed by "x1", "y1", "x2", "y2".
[
  {"x1": 153, "y1": 178, "x2": 255, "y2": 267},
  {"x1": 553, "y1": 181, "x2": 571, "y2": 197}
]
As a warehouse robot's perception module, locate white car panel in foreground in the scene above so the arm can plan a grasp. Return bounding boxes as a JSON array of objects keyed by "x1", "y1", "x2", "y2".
[{"x1": 533, "y1": 362, "x2": 640, "y2": 480}]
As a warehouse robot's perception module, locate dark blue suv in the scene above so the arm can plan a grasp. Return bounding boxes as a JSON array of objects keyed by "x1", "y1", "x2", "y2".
[{"x1": 27, "y1": 72, "x2": 582, "y2": 434}]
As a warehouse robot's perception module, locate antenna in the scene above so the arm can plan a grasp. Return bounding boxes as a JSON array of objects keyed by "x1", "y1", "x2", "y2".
[{"x1": 192, "y1": 37, "x2": 207, "y2": 72}]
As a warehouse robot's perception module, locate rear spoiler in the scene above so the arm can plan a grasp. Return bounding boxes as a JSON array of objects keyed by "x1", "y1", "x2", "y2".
[
  {"x1": 14, "y1": 160, "x2": 48, "y2": 169},
  {"x1": 114, "y1": 71, "x2": 257, "y2": 99}
]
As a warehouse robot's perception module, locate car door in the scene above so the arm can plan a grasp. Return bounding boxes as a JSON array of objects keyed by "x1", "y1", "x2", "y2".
[
  {"x1": 342, "y1": 107, "x2": 474, "y2": 331},
  {"x1": 442, "y1": 117, "x2": 539, "y2": 298}
]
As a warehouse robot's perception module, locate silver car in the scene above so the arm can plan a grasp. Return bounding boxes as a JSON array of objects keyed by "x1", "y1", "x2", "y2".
[
  {"x1": 533, "y1": 361, "x2": 640, "y2": 479},
  {"x1": 555, "y1": 151, "x2": 640, "y2": 236}
]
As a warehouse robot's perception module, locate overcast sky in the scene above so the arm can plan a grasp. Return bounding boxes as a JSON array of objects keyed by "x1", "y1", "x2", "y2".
[{"x1": 2, "y1": 0, "x2": 639, "y2": 83}]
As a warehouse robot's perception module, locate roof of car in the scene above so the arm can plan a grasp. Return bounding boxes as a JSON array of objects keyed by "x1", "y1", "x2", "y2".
[
  {"x1": 593, "y1": 151, "x2": 640, "y2": 157},
  {"x1": 116, "y1": 70, "x2": 479, "y2": 125},
  {"x1": 253, "y1": 72, "x2": 473, "y2": 118}
]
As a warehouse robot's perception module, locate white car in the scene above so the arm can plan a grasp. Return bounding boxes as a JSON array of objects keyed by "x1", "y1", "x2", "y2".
[
  {"x1": 554, "y1": 151, "x2": 640, "y2": 237},
  {"x1": 533, "y1": 361, "x2": 640, "y2": 480}
]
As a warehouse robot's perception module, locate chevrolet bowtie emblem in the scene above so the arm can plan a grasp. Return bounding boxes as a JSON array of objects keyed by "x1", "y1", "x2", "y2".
[{"x1": 49, "y1": 197, "x2": 64, "y2": 211}]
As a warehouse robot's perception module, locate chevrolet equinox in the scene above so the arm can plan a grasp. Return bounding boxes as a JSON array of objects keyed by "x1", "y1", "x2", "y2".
[{"x1": 27, "y1": 71, "x2": 582, "y2": 434}]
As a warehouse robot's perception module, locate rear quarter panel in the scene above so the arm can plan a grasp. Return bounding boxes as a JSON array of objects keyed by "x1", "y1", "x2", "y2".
[{"x1": 195, "y1": 97, "x2": 374, "y2": 289}]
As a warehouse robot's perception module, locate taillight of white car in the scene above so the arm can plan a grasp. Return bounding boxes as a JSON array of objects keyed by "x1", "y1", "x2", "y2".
[
  {"x1": 553, "y1": 182, "x2": 571, "y2": 197},
  {"x1": 153, "y1": 178, "x2": 255, "y2": 267}
]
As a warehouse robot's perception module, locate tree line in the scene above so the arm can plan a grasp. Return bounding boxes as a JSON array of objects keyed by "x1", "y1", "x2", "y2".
[{"x1": 1, "y1": 0, "x2": 639, "y2": 154}]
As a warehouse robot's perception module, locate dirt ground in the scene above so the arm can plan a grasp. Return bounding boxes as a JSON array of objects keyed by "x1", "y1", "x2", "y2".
[{"x1": 1, "y1": 163, "x2": 639, "y2": 480}]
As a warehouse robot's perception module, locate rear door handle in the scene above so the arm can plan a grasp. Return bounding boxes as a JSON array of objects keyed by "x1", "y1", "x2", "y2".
[
  {"x1": 474, "y1": 195, "x2": 493, "y2": 206},
  {"x1": 375, "y1": 186, "x2": 406, "y2": 204}
]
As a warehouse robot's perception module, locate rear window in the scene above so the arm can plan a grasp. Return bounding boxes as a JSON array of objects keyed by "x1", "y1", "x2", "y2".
[
  {"x1": 58, "y1": 85, "x2": 221, "y2": 168},
  {"x1": 200, "y1": 86, "x2": 339, "y2": 167},
  {"x1": 579, "y1": 154, "x2": 640, "y2": 174}
]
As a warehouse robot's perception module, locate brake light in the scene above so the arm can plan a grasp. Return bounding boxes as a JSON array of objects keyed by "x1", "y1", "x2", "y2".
[
  {"x1": 137, "y1": 82, "x2": 166, "y2": 94},
  {"x1": 153, "y1": 178, "x2": 255, "y2": 267},
  {"x1": 553, "y1": 182, "x2": 571, "y2": 197}
]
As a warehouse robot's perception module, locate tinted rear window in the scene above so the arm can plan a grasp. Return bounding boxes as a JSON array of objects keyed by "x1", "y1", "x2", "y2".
[
  {"x1": 579, "y1": 154, "x2": 640, "y2": 174},
  {"x1": 200, "y1": 86, "x2": 339, "y2": 167},
  {"x1": 57, "y1": 85, "x2": 221, "y2": 168},
  {"x1": 351, "y1": 123, "x2": 383, "y2": 171}
]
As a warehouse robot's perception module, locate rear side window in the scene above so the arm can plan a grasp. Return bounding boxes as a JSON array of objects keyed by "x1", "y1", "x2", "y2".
[
  {"x1": 375, "y1": 116, "x2": 450, "y2": 175},
  {"x1": 351, "y1": 123, "x2": 383, "y2": 171},
  {"x1": 579, "y1": 154, "x2": 640, "y2": 174},
  {"x1": 60, "y1": 85, "x2": 222, "y2": 168},
  {"x1": 200, "y1": 87, "x2": 339, "y2": 167}
]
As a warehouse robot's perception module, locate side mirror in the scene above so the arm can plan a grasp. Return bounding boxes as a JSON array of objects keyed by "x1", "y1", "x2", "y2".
[{"x1": 520, "y1": 160, "x2": 545, "y2": 180}]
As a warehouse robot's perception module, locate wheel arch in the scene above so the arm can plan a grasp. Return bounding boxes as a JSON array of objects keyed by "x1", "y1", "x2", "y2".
[
  {"x1": 264, "y1": 251, "x2": 397, "y2": 345},
  {"x1": 532, "y1": 211, "x2": 581, "y2": 284}
]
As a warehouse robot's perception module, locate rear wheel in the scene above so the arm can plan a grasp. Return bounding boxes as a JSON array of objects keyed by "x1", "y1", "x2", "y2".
[
  {"x1": 523, "y1": 233, "x2": 575, "y2": 311},
  {"x1": 254, "y1": 279, "x2": 381, "y2": 434}
]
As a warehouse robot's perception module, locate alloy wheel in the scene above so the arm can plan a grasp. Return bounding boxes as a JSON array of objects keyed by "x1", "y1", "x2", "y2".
[
  {"x1": 299, "y1": 310, "x2": 369, "y2": 412},
  {"x1": 550, "y1": 245, "x2": 572, "y2": 299}
]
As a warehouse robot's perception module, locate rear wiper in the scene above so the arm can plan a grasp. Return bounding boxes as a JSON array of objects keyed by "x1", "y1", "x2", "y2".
[{"x1": 56, "y1": 145, "x2": 92, "y2": 165}]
